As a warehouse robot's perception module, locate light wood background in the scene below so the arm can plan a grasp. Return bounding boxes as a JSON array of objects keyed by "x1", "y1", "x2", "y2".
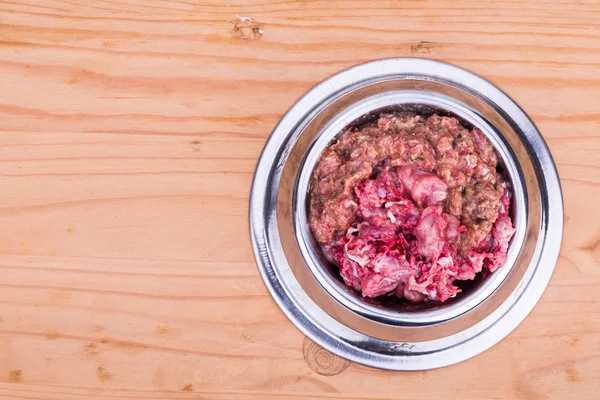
[{"x1": 0, "y1": 0, "x2": 599, "y2": 399}]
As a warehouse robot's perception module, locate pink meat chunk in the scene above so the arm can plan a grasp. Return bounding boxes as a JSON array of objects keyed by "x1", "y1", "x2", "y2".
[
  {"x1": 413, "y1": 206, "x2": 447, "y2": 261},
  {"x1": 397, "y1": 166, "x2": 448, "y2": 206}
]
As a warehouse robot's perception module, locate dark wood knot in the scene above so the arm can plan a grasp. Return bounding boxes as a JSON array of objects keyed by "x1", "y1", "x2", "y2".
[{"x1": 302, "y1": 337, "x2": 350, "y2": 376}]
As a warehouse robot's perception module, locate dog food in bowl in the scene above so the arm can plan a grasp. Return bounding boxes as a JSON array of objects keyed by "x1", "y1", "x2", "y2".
[{"x1": 309, "y1": 112, "x2": 515, "y2": 303}]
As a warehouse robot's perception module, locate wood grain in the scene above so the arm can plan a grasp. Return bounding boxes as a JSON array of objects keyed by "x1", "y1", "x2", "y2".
[{"x1": 0, "y1": 0, "x2": 599, "y2": 399}]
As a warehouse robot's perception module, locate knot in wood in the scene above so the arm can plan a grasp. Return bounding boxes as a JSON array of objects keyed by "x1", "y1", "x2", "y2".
[{"x1": 302, "y1": 337, "x2": 349, "y2": 376}]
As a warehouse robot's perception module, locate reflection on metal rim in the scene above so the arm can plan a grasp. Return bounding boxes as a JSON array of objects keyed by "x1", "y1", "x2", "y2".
[{"x1": 249, "y1": 58, "x2": 563, "y2": 370}]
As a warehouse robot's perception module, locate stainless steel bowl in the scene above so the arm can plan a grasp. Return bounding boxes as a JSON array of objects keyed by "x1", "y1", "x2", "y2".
[{"x1": 250, "y1": 58, "x2": 563, "y2": 370}]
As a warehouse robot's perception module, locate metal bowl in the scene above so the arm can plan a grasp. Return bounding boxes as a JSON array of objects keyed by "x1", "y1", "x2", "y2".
[{"x1": 250, "y1": 58, "x2": 563, "y2": 370}]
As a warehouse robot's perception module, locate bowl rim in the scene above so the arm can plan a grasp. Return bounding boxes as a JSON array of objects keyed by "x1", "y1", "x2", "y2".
[{"x1": 294, "y1": 90, "x2": 527, "y2": 325}]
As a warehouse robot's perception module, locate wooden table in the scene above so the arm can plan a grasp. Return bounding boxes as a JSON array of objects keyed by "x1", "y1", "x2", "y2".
[{"x1": 0, "y1": 1, "x2": 598, "y2": 399}]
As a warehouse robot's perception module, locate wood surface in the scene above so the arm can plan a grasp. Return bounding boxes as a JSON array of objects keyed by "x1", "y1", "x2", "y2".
[{"x1": 0, "y1": 0, "x2": 599, "y2": 399}]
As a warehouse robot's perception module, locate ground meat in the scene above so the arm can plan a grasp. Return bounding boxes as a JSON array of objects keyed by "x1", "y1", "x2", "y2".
[{"x1": 309, "y1": 112, "x2": 515, "y2": 303}]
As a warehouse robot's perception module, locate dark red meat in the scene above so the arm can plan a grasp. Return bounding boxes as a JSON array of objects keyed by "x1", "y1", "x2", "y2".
[{"x1": 309, "y1": 113, "x2": 515, "y2": 303}]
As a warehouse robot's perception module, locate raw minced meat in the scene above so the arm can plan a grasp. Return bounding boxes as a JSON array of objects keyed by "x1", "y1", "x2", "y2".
[{"x1": 309, "y1": 112, "x2": 515, "y2": 303}]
